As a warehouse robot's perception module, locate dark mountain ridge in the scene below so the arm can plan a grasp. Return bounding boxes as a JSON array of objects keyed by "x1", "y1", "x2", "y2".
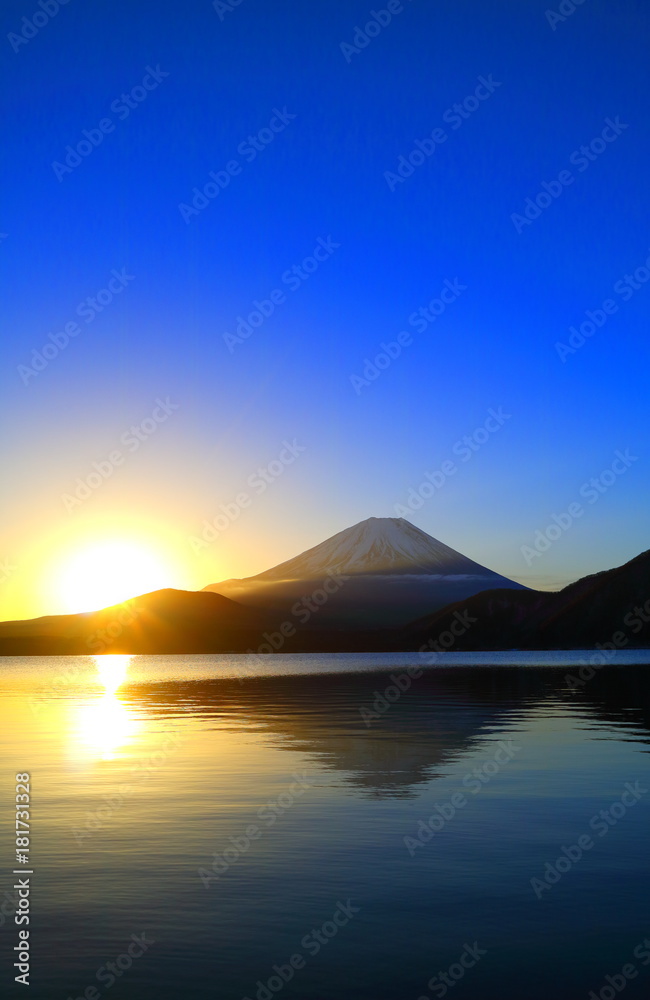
[
  {"x1": 407, "y1": 548, "x2": 650, "y2": 650},
  {"x1": 0, "y1": 542, "x2": 648, "y2": 656}
]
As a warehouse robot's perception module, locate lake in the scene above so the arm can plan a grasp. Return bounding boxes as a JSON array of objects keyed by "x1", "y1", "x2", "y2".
[{"x1": 1, "y1": 651, "x2": 649, "y2": 999}]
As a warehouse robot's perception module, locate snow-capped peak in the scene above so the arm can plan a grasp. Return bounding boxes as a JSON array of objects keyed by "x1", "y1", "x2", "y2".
[{"x1": 249, "y1": 517, "x2": 496, "y2": 581}]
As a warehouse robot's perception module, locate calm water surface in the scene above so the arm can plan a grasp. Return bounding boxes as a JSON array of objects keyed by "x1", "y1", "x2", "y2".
[{"x1": 1, "y1": 652, "x2": 650, "y2": 1000}]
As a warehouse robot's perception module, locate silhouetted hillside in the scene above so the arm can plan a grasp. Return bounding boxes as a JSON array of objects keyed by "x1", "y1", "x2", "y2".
[
  {"x1": 1, "y1": 549, "x2": 649, "y2": 654},
  {"x1": 407, "y1": 549, "x2": 650, "y2": 650}
]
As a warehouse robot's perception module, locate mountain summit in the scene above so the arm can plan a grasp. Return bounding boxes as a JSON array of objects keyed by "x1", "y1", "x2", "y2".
[
  {"x1": 249, "y1": 517, "x2": 499, "y2": 579},
  {"x1": 204, "y1": 517, "x2": 526, "y2": 626}
]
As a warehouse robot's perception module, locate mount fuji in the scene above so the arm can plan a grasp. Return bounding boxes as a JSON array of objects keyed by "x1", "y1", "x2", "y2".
[
  {"x1": 203, "y1": 517, "x2": 527, "y2": 626},
  {"x1": 2, "y1": 519, "x2": 648, "y2": 653}
]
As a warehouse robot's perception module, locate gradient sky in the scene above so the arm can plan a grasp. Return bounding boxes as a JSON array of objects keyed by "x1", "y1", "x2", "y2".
[{"x1": 2, "y1": 0, "x2": 650, "y2": 619}]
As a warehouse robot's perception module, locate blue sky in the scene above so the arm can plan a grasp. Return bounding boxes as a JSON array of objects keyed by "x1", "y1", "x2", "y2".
[{"x1": 2, "y1": 0, "x2": 650, "y2": 617}]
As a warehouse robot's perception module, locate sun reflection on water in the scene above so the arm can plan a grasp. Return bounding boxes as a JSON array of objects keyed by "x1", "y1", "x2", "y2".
[
  {"x1": 72, "y1": 655, "x2": 139, "y2": 761},
  {"x1": 94, "y1": 653, "x2": 131, "y2": 694}
]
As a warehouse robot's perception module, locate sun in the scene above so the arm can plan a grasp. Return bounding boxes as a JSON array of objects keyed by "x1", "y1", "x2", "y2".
[{"x1": 55, "y1": 539, "x2": 177, "y2": 613}]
